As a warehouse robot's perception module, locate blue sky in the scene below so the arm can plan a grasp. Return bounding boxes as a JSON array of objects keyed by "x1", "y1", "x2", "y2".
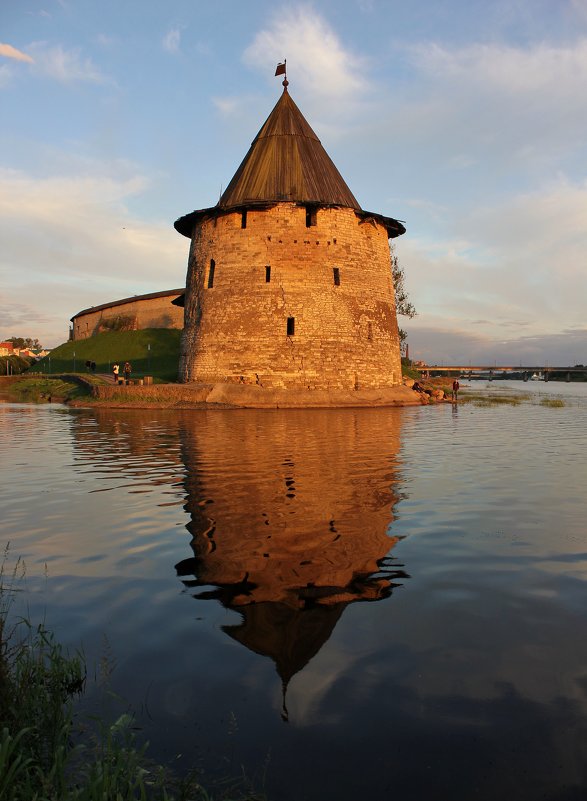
[{"x1": 2, "y1": 0, "x2": 586, "y2": 364}]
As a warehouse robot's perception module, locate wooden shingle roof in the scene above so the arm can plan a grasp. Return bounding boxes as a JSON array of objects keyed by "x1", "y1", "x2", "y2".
[
  {"x1": 174, "y1": 87, "x2": 406, "y2": 240},
  {"x1": 218, "y1": 87, "x2": 361, "y2": 210}
]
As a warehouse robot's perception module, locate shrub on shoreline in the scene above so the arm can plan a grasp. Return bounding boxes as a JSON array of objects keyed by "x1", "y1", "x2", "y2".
[{"x1": 0, "y1": 552, "x2": 264, "y2": 801}]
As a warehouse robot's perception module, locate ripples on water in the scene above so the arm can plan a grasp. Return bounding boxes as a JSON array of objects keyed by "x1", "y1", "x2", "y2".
[{"x1": 1, "y1": 387, "x2": 587, "y2": 801}]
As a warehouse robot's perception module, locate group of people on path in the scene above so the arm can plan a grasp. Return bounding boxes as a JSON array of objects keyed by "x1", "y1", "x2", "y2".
[
  {"x1": 112, "y1": 361, "x2": 132, "y2": 384},
  {"x1": 412, "y1": 377, "x2": 460, "y2": 402}
]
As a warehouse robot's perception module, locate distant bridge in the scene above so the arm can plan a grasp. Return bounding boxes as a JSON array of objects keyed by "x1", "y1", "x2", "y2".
[{"x1": 422, "y1": 365, "x2": 587, "y2": 381}]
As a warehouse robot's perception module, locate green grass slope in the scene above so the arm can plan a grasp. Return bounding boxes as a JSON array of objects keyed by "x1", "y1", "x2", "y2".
[{"x1": 33, "y1": 329, "x2": 182, "y2": 382}]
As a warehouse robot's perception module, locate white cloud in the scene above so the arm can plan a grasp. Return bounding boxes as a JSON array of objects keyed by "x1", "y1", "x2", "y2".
[
  {"x1": 404, "y1": 323, "x2": 587, "y2": 366},
  {"x1": 372, "y1": 37, "x2": 587, "y2": 182},
  {"x1": 95, "y1": 34, "x2": 117, "y2": 48},
  {"x1": 570, "y1": 0, "x2": 587, "y2": 22},
  {"x1": 209, "y1": 6, "x2": 375, "y2": 144},
  {"x1": 243, "y1": 6, "x2": 369, "y2": 103},
  {"x1": 28, "y1": 42, "x2": 108, "y2": 84},
  {"x1": 26, "y1": 9, "x2": 52, "y2": 19},
  {"x1": 212, "y1": 94, "x2": 255, "y2": 117},
  {"x1": 0, "y1": 42, "x2": 34, "y2": 63},
  {"x1": 409, "y1": 38, "x2": 587, "y2": 97},
  {"x1": 396, "y1": 176, "x2": 587, "y2": 362},
  {"x1": 0, "y1": 300, "x2": 54, "y2": 331},
  {"x1": 0, "y1": 163, "x2": 186, "y2": 347},
  {"x1": 162, "y1": 28, "x2": 181, "y2": 54}
]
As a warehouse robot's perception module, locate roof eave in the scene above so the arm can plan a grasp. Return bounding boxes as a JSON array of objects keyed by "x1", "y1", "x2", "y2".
[
  {"x1": 174, "y1": 203, "x2": 406, "y2": 239},
  {"x1": 358, "y1": 210, "x2": 406, "y2": 239}
]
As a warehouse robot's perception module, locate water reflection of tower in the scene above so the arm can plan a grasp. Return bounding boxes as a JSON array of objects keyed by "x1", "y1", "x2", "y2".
[{"x1": 175, "y1": 409, "x2": 408, "y2": 719}]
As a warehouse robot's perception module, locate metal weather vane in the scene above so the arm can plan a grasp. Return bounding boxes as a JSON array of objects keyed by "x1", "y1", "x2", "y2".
[{"x1": 275, "y1": 59, "x2": 288, "y2": 87}]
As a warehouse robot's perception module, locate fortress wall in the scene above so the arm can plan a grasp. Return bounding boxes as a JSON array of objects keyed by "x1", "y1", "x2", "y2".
[
  {"x1": 179, "y1": 203, "x2": 402, "y2": 389},
  {"x1": 72, "y1": 293, "x2": 184, "y2": 341}
]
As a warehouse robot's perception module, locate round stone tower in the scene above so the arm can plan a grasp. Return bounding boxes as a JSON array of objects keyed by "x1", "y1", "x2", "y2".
[{"x1": 174, "y1": 83, "x2": 406, "y2": 391}]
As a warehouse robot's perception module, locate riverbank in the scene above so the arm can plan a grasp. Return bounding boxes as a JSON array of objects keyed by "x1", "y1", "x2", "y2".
[
  {"x1": 76, "y1": 380, "x2": 434, "y2": 409},
  {"x1": 1, "y1": 374, "x2": 449, "y2": 408}
]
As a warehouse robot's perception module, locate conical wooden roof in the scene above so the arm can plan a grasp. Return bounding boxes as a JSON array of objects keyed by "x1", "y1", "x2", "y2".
[
  {"x1": 174, "y1": 87, "x2": 406, "y2": 239},
  {"x1": 218, "y1": 87, "x2": 361, "y2": 210}
]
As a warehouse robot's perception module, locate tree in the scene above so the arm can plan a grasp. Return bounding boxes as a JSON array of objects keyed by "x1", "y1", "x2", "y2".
[
  {"x1": 7, "y1": 336, "x2": 42, "y2": 350},
  {"x1": 390, "y1": 243, "x2": 416, "y2": 355}
]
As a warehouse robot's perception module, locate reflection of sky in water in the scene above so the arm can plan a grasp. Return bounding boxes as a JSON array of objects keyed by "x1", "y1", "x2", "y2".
[{"x1": 1, "y1": 394, "x2": 587, "y2": 801}]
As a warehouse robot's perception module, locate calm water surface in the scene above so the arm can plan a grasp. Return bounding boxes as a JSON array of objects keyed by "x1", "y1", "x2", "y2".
[{"x1": 1, "y1": 381, "x2": 587, "y2": 800}]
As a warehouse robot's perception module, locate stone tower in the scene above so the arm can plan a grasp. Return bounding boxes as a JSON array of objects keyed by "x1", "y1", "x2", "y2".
[{"x1": 174, "y1": 82, "x2": 406, "y2": 391}]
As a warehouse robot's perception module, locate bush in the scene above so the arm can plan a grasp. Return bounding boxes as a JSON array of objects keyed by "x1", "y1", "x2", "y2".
[
  {"x1": 0, "y1": 551, "x2": 265, "y2": 800},
  {"x1": 1, "y1": 355, "x2": 35, "y2": 376}
]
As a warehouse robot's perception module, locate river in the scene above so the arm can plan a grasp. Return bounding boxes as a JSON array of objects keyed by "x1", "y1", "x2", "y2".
[{"x1": 1, "y1": 381, "x2": 586, "y2": 800}]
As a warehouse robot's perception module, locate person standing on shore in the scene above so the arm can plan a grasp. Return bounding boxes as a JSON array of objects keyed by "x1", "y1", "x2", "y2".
[
  {"x1": 113, "y1": 362, "x2": 120, "y2": 384},
  {"x1": 452, "y1": 379, "x2": 460, "y2": 402},
  {"x1": 123, "y1": 361, "x2": 132, "y2": 384}
]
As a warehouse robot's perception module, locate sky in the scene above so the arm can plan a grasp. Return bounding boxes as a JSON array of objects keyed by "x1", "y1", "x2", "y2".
[{"x1": 1, "y1": 0, "x2": 586, "y2": 365}]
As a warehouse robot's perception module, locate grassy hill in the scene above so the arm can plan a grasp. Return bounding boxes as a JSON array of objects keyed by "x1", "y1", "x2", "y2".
[{"x1": 32, "y1": 329, "x2": 182, "y2": 382}]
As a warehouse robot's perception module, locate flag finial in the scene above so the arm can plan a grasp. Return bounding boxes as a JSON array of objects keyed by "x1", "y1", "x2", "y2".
[{"x1": 275, "y1": 59, "x2": 288, "y2": 88}]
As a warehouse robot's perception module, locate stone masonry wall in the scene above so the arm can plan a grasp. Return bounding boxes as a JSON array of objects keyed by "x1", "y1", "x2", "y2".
[
  {"x1": 73, "y1": 293, "x2": 184, "y2": 340},
  {"x1": 179, "y1": 203, "x2": 402, "y2": 390}
]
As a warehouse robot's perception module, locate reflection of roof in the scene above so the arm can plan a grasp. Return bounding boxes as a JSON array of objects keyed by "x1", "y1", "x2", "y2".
[
  {"x1": 71, "y1": 288, "x2": 185, "y2": 322},
  {"x1": 223, "y1": 602, "x2": 345, "y2": 687},
  {"x1": 174, "y1": 87, "x2": 406, "y2": 240}
]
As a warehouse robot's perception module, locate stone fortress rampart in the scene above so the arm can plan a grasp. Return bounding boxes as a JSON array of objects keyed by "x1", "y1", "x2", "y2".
[{"x1": 70, "y1": 288, "x2": 184, "y2": 341}]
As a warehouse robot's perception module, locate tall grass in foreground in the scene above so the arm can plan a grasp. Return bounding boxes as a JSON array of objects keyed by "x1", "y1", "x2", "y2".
[{"x1": 0, "y1": 550, "x2": 264, "y2": 801}]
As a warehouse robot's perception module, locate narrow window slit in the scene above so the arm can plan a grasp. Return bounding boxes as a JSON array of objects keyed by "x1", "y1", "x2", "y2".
[
  {"x1": 287, "y1": 317, "x2": 295, "y2": 336},
  {"x1": 333, "y1": 267, "x2": 340, "y2": 286},
  {"x1": 265, "y1": 265, "x2": 271, "y2": 283},
  {"x1": 207, "y1": 259, "x2": 215, "y2": 288},
  {"x1": 241, "y1": 210, "x2": 247, "y2": 229},
  {"x1": 305, "y1": 206, "x2": 317, "y2": 227}
]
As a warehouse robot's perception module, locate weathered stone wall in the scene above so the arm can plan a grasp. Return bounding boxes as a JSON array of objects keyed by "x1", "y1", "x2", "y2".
[
  {"x1": 179, "y1": 203, "x2": 402, "y2": 389},
  {"x1": 72, "y1": 291, "x2": 184, "y2": 341}
]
